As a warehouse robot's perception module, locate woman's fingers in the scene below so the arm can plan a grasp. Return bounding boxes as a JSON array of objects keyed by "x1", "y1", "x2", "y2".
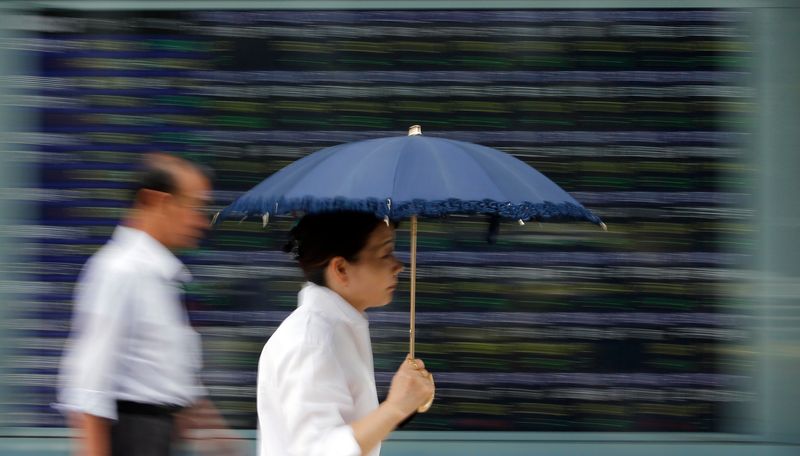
[
  {"x1": 386, "y1": 356, "x2": 436, "y2": 416},
  {"x1": 406, "y1": 357, "x2": 425, "y2": 369},
  {"x1": 405, "y1": 357, "x2": 433, "y2": 384}
]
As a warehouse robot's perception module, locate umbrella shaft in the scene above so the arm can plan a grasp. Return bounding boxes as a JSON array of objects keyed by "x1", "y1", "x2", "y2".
[{"x1": 409, "y1": 215, "x2": 417, "y2": 359}]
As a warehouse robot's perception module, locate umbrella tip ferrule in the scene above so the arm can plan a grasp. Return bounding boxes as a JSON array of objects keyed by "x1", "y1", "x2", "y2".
[{"x1": 408, "y1": 125, "x2": 422, "y2": 136}]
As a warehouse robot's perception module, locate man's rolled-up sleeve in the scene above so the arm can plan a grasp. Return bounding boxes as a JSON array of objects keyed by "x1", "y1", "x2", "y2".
[{"x1": 58, "y1": 266, "x2": 135, "y2": 420}]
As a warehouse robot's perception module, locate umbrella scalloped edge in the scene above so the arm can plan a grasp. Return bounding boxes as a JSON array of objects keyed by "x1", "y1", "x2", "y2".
[{"x1": 219, "y1": 197, "x2": 603, "y2": 226}]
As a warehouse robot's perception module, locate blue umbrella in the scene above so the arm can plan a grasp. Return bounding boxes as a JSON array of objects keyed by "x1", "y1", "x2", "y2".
[
  {"x1": 219, "y1": 126, "x2": 603, "y2": 227},
  {"x1": 216, "y1": 126, "x2": 604, "y2": 413}
]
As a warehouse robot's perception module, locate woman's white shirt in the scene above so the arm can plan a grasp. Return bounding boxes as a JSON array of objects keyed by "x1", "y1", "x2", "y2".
[{"x1": 258, "y1": 283, "x2": 380, "y2": 456}]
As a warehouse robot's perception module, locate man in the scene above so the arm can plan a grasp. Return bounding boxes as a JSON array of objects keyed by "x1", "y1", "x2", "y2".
[{"x1": 58, "y1": 154, "x2": 237, "y2": 456}]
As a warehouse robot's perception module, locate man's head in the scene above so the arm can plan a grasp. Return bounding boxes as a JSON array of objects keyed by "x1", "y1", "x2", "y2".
[{"x1": 129, "y1": 153, "x2": 212, "y2": 250}]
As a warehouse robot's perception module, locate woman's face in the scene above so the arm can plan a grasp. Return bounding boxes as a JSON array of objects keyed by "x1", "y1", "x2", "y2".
[{"x1": 345, "y1": 222, "x2": 404, "y2": 311}]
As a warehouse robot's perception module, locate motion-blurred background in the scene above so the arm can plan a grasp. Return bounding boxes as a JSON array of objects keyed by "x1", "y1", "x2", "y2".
[{"x1": 0, "y1": 1, "x2": 798, "y2": 455}]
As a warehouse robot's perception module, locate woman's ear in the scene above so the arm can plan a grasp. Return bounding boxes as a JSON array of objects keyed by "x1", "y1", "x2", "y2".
[{"x1": 327, "y1": 256, "x2": 349, "y2": 286}]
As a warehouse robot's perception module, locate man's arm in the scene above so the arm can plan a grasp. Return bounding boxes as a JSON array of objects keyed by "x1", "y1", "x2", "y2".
[
  {"x1": 175, "y1": 398, "x2": 243, "y2": 455},
  {"x1": 70, "y1": 412, "x2": 111, "y2": 456},
  {"x1": 175, "y1": 397, "x2": 228, "y2": 434},
  {"x1": 60, "y1": 265, "x2": 135, "y2": 455}
]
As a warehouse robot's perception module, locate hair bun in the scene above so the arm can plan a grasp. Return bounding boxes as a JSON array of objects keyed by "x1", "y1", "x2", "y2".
[
  {"x1": 283, "y1": 224, "x2": 302, "y2": 257},
  {"x1": 282, "y1": 239, "x2": 295, "y2": 254}
]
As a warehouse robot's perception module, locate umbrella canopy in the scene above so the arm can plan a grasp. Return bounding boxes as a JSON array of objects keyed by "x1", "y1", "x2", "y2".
[{"x1": 218, "y1": 128, "x2": 603, "y2": 227}]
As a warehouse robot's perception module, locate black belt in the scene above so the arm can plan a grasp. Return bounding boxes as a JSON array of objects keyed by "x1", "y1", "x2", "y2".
[{"x1": 116, "y1": 400, "x2": 184, "y2": 417}]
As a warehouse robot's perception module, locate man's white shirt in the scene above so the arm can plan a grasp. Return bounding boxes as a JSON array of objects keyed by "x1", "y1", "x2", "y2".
[{"x1": 58, "y1": 226, "x2": 205, "y2": 420}]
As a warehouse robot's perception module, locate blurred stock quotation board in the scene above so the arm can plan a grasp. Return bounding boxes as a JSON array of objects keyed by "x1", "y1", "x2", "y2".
[{"x1": 8, "y1": 9, "x2": 757, "y2": 432}]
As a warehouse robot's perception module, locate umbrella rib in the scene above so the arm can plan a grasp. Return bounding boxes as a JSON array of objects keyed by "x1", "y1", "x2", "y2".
[
  {"x1": 245, "y1": 143, "x2": 346, "y2": 214},
  {"x1": 390, "y1": 138, "x2": 408, "y2": 209},
  {"x1": 462, "y1": 142, "x2": 545, "y2": 205},
  {"x1": 433, "y1": 140, "x2": 460, "y2": 199},
  {"x1": 281, "y1": 142, "x2": 359, "y2": 205},
  {"x1": 453, "y1": 143, "x2": 520, "y2": 204},
  {"x1": 321, "y1": 136, "x2": 399, "y2": 209},
  {"x1": 355, "y1": 137, "x2": 399, "y2": 200}
]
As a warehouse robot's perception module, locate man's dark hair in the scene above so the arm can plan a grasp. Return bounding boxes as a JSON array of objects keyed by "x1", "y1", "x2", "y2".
[
  {"x1": 283, "y1": 211, "x2": 386, "y2": 287},
  {"x1": 135, "y1": 163, "x2": 177, "y2": 195},
  {"x1": 132, "y1": 153, "x2": 214, "y2": 203}
]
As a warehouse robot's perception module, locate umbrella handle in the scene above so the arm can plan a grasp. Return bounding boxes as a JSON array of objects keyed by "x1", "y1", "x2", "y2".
[
  {"x1": 417, "y1": 373, "x2": 435, "y2": 413},
  {"x1": 409, "y1": 215, "x2": 417, "y2": 359},
  {"x1": 409, "y1": 215, "x2": 435, "y2": 413}
]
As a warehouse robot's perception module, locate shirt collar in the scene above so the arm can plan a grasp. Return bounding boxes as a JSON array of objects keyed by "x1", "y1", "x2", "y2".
[
  {"x1": 112, "y1": 226, "x2": 192, "y2": 283},
  {"x1": 299, "y1": 282, "x2": 369, "y2": 326}
]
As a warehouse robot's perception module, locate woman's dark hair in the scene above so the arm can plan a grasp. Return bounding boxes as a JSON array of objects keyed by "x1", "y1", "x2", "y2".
[{"x1": 283, "y1": 211, "x2": 386, "y2": 287}]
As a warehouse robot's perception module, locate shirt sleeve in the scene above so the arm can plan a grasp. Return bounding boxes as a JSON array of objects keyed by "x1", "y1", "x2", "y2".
[
  {"x1": 57, "y1": 264, "x2": 136, "y2": 420},
  {"x1": 276, "y1": 340, "x2": 362, "y2": 456}
]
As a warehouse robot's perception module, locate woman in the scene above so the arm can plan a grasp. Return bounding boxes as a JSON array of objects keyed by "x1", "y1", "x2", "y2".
[{"x1": 257, "y1": 211, "x2": 435, "y2": 456}]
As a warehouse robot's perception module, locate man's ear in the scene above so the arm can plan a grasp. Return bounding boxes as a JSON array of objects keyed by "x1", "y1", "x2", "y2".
[
  {"x1": 327, "y1": 256, "x2": 348, "y2": 286},
  {"x1": 136, "y1": 188, "x2": 170, "y2": 209}
]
